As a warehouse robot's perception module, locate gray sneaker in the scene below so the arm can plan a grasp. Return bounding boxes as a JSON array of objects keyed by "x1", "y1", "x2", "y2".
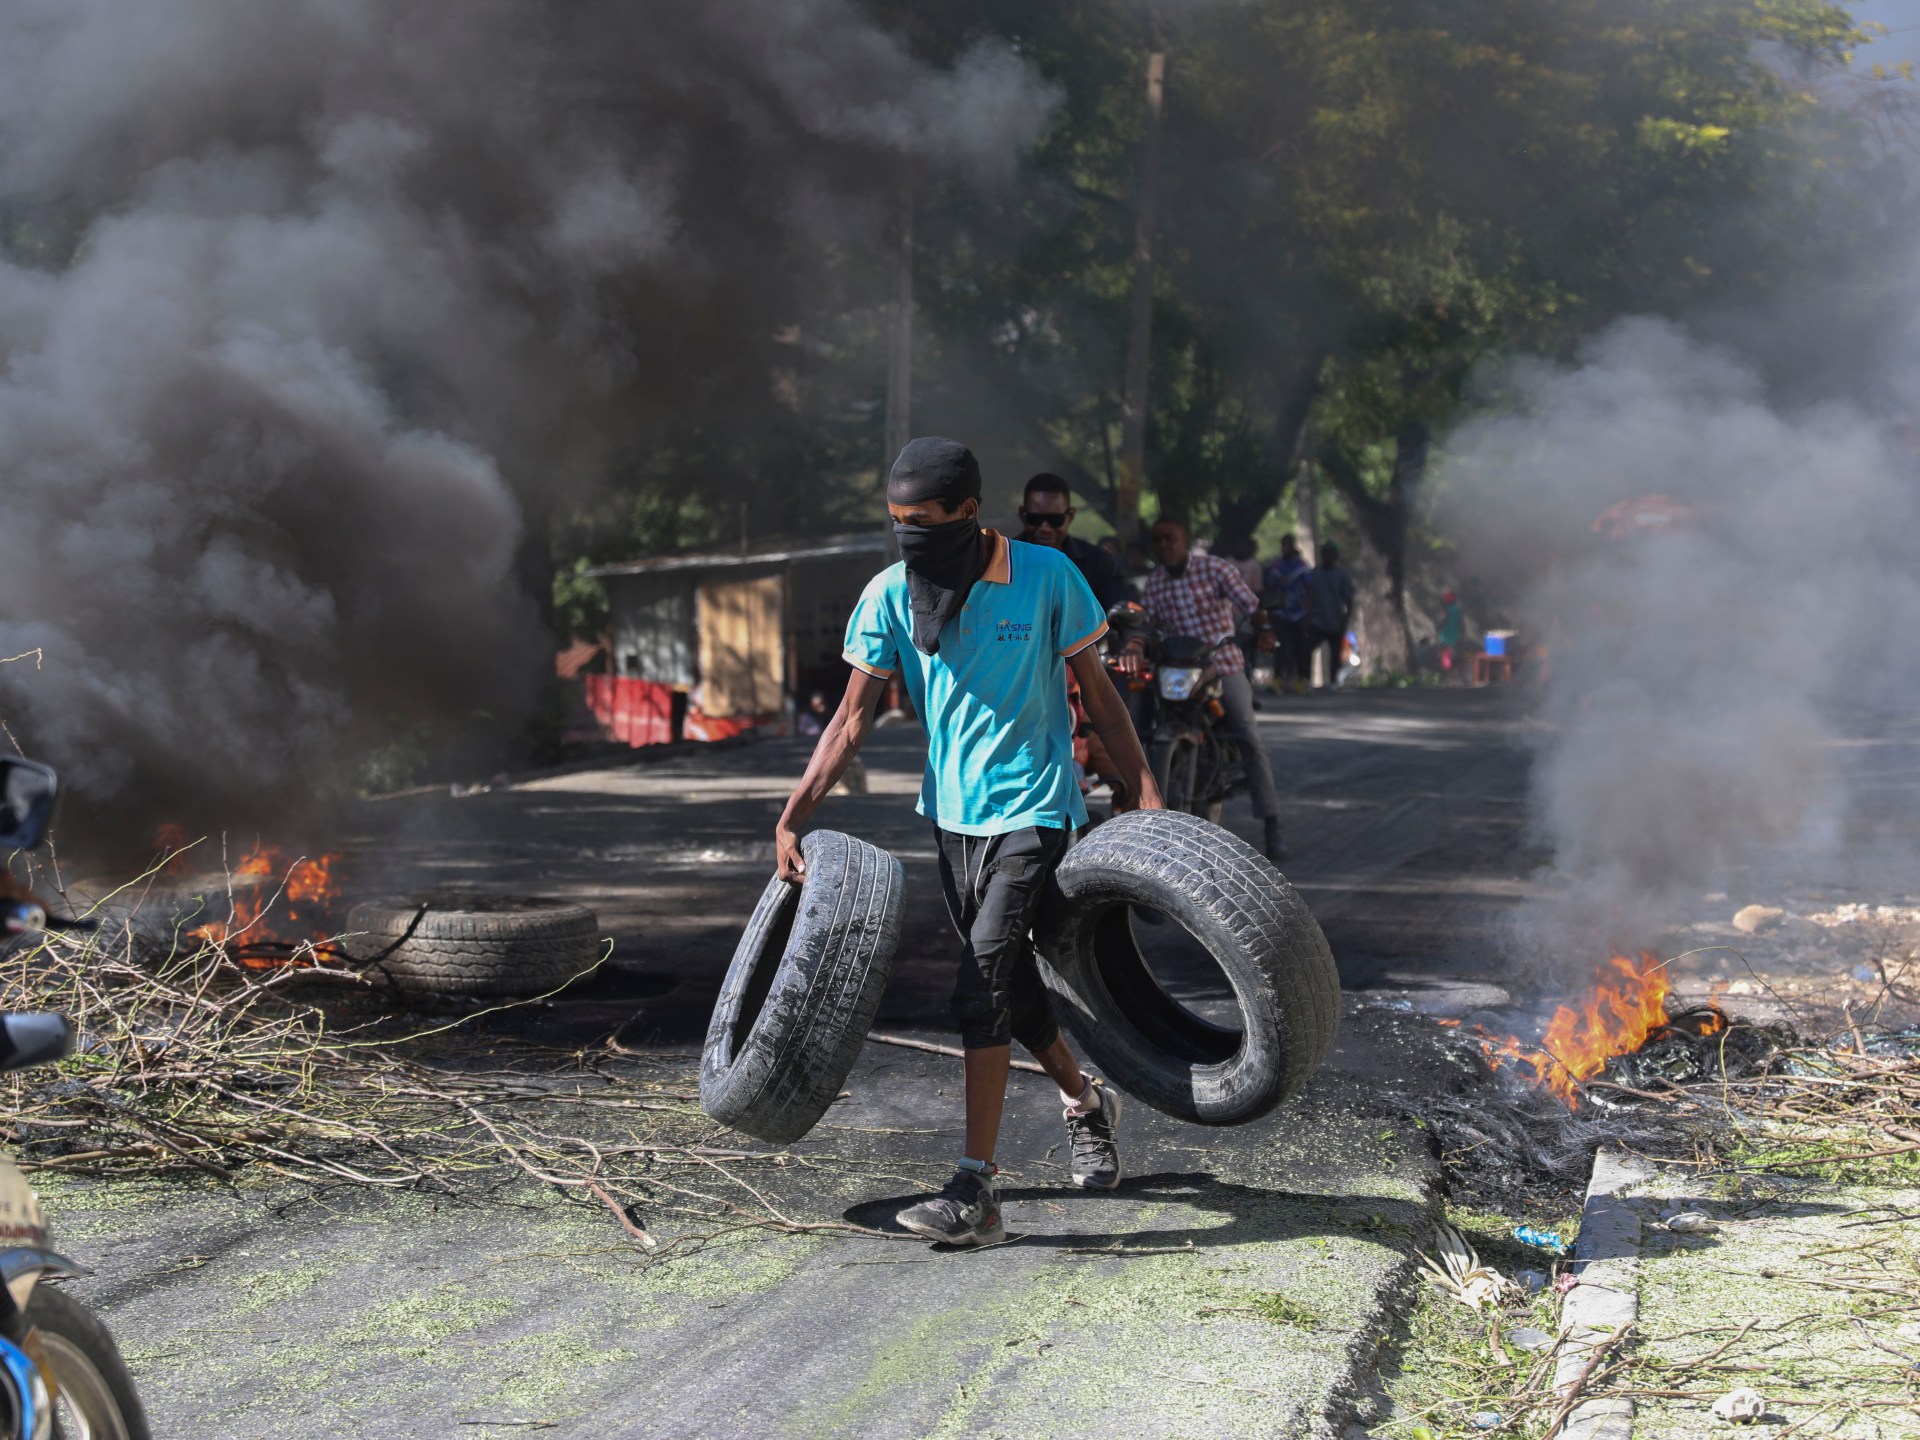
[
  {"x1": 897, "y1": 1168, "x2": 1007, "y2": 1247},
  {"x1": 1066, "y1": 1084, "x2": 1123, "y2": 1190}
]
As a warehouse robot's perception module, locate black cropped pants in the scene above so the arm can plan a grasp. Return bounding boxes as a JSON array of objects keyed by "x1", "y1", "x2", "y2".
[{"x1": 934, "y1": 824, "x2": 1070, "y2": 1053}]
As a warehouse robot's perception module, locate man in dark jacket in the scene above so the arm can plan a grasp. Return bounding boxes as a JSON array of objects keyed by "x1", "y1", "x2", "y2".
[
  {"x1": 1305, "y1": 541, "x2": 1357, "y2": 689},
  {"x1": 1018, "y1": 475, "x2": 1131, "y2": 610}
]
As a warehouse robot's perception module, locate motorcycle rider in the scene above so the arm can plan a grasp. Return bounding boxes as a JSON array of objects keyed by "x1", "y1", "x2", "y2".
[{"x1": 1116, "y1": 517, "x2": 1289, "y2": 863}]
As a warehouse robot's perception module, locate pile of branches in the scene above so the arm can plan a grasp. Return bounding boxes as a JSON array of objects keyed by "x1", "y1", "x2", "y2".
[
  {"x1": 1626, "y1": 1034, "x2": 1920, "y2": 1175},
  {"x1": 1398, "y1": 943, "x2": 1920, "y2": 1207},
  {"x1": 1578, "y1": 952, "x2": 1920, "y2": 1176},
  {"x1": 0, "y1": 898, "x2": 890, "y2": 1255},
  {"x1": 1406, "y1": 1019, "x2": 1920, "y2": 1212}
]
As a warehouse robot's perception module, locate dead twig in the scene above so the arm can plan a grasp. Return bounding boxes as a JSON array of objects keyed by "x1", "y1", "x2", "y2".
[
  {"x1": 866, "y1": 1031, "x2": 1050, "y2": 1076},
  {"x1": 1545, "y1": 1322, "x2": 1634, "y2": 1437}
]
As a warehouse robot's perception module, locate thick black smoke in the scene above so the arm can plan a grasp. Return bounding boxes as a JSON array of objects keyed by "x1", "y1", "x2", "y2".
[
  {"x1": 1433, "y1": 286, "x2": 1920, "y2": 969},
  {"x1": 0, "y1": 0, "x2": 1056, "y2": 825}
]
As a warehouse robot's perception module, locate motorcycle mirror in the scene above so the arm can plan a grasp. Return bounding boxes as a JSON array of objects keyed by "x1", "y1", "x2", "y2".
[
  {"x1": 0, "y1": 757, "x2": 58, "y2": 852},
  {"x1": 0, "y1": 1013, "x2": 74, "y2": 1072}
]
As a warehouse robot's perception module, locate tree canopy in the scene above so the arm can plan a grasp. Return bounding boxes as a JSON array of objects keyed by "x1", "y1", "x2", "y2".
[{"x1": 557, "y1": 0, "x2": 1909, "y2": 655}]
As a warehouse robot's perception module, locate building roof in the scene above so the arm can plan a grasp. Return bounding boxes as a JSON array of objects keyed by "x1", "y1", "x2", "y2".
[{"x1": 584, "y1": 531, "x2": 892, "y2": 579}]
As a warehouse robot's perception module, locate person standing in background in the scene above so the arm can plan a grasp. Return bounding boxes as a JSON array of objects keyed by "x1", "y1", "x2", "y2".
[
  {"x1": 1220, "y1": 535, "x2": 1265, "y2": 596},
  {"x1": 1304, "y1": 541, "x2": 1356, "y2": 690},
  {"x1": 1435, "y1": 590, "x2": 1464, "y2": 677},
  {"x1": 1262, "y1": 533, "x2": 1312, "y2": 692}
]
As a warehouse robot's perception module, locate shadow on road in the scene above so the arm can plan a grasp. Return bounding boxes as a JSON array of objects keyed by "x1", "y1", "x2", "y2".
[{"x1": 844, "y1": 1170, "x2": 1425, "y2": 1252}]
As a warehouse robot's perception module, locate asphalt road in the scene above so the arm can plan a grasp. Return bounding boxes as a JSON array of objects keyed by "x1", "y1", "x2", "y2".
[
  {"x1": 335, "y1": 685, "x2": 1539, "y2": 1049},
  {"x1": 53, "y1": 687, "x2": 1540, "y2": 1439}
]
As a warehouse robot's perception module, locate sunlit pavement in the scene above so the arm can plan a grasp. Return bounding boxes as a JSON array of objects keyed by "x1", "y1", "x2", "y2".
[{"x1": 60, "y1": 689, "x2": 1555, "y2": 1438}]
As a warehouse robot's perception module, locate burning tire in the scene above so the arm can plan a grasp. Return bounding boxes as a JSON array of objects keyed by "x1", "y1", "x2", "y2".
[
  {"x1": 348, "y1": 896, "x2": 602, "y2": 997},
  {"x1": 700, "y1": 831, "x2": 903, "y2": 1145},
  {"x1": 1036, "y1": 809, "x2": 1339, "y2": 1125}
]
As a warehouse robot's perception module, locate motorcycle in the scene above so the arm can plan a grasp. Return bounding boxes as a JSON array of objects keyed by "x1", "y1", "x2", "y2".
[
  {"x1": 0, "y1": 756, "x2": 151, "y2": 1440},
  {"x1": 1147, "y1": 635, "x2": 1245, "y2": 824}
]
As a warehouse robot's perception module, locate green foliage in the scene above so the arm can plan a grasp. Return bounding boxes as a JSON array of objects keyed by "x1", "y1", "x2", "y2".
[
  {"x1": 1247, "y1": 1292, "x2": 1323, "y2": 1328},
  {"x1": 552, "y1": 557, "x2": 609, "y2": 645},
  {"x1": 549, "y1": 0, "x2": 1904, "y2": 594}
]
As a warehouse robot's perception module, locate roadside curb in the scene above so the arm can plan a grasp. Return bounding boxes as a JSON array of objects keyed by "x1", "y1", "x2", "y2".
[{"x1": 1555, "y1": 1146, "x2": 1653, "y2": 1440}]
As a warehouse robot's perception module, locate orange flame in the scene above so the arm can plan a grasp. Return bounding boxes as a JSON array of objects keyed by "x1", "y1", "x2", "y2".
[
  {"x1": 1477, "y1": 950, "x2": 1679, "y2": 1108},
  {"x1": 185, "y1": 843, "x2": 345, "y2": 965}
]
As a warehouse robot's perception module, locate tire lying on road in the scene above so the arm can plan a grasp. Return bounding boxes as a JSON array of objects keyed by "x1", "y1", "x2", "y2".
[
  {"x1": 701, "y1": 830, "x2": 904, "y2": 1146},
  {"x1": 1036, "y1": 809, "x2": 1339, "y2": 1125},
  {"x1": 348, "y1": 896, "x2": 602, "y2": 997}
]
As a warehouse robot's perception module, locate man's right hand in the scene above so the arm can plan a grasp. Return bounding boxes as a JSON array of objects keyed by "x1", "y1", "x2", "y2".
[
  {"x1": 1113, "y1": 641, "x2": 1148, "y2": 677},
  {"x1": 775, "y1": 824, "x2": 806, "y2": 883}
]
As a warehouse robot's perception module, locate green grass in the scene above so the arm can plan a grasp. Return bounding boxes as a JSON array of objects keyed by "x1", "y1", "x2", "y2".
[
  {"x1": 1367, "y1": 1205, "x2": 1581, "y2": 1439},
  {"x1": 1248, "y1": 1292, "x2": 1323, "y2": 1328}
]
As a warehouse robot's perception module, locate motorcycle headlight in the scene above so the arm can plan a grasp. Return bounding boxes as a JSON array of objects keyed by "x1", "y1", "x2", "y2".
[{"x1": 1158, "y1": 666, "x2": 1203, "y2": 702}]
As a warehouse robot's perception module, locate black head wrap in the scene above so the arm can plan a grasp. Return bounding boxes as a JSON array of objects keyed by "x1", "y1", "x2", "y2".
[
  {"x1": 887, "y1": 437, "x2": 981, "y2": 507},
  {"x1": 888, "y1": 437, "x2": 984, "y2": 655}
]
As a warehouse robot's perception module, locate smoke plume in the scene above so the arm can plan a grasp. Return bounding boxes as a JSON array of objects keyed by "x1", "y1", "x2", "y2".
[
  {"x1": 1434, "y1": 300, "x2": 1920, "y2": 963},
  {"x1": 0, "y1": 0, "x2": 1056, "y2": 826}
]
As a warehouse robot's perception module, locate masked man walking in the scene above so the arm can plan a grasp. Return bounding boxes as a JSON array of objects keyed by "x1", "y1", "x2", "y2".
[{"x1": 775, "y1": 438, "x2": 1163, "y2": 1247}]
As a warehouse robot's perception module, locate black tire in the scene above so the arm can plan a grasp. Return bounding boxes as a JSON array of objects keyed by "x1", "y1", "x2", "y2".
[
  {"x1": 1155, "y1": 735, "x2": 1223, "y2": 824},
  {"x1": 1197, "y1": 733, "x2": 1237, "y2": 825},
  {"x1": 347, "y1": 897, "x2": 601, "y2": 997},
  {"x1": 1155, "y1": 736, "x2": 1199, "y2": 815},
  {"x1": 26, "y1": 1283, "x2": 151, "y2": 1440},
  {"x1": 700, "y1": 831, "x2": 904, "y2": 1145},
  {"x1": 1036, "y1": 809, "x2": 1339, "y2": 1125}
]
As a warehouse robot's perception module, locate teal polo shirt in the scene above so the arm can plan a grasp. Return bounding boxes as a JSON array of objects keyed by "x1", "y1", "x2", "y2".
[{"x1": 844, "y1": 531, "x2": 1108, "y2": 836}]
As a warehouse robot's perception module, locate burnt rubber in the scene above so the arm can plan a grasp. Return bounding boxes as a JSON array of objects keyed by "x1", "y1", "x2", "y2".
[
  {"x1": 347, "y1": 896, "x2": 601, "y2": 997},
  {"x1": 700, "y1": 831, "x2": 904, "y2": 1145},
  {"x1": 1035, "y1": 809, "x2": 1339, "y2": 1125}
]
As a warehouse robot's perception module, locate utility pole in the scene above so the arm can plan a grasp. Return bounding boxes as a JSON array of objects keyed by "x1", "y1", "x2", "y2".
[
  {"x1": 879, "y1": 162, "x2": 914, "y2": 566},
  {"x1": 1115, "y1": 47, "x2": 1165, "y2": 549},
  {"x1": 883, "y1": 162, "x2": 914, "y2": 484},
  {"x1": 1296, "y1": 457, "x2": 1324, "y2": 687}
]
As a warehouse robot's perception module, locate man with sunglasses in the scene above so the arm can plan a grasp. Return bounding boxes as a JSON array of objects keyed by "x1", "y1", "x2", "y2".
[
  {"x1": 1018, "y1": 475, "x2": 1131, "y2": 610},
  {"x1": 1019, "y1": 475, "x2": 1146, "y2": 799}
]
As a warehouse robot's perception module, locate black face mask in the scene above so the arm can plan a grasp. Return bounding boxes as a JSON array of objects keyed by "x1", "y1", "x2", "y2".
[{"x1": 894, "y1": 516, "x2": 983, "y2": 655}]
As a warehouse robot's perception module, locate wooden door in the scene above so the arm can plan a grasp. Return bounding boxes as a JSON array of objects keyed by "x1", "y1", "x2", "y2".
[{"x1": 697, "y1": 574, "x2": 785, "y2": 717}]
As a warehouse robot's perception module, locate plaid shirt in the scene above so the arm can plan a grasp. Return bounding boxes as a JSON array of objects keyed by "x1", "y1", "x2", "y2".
[{"x1": 1141, "y1": 550, "x2": 1262, "y2": 675}]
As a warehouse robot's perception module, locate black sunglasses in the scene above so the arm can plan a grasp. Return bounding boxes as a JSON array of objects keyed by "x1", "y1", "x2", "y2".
[{"x1": 1021, "y1": 510, "x2": 1069, "y2": 528}]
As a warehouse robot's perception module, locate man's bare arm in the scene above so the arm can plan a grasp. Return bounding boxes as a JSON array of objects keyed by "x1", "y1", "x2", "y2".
[
  {"x1": 1069, "y1": 646, "x2": 1162, "y2": 811},
  {"x1": 775, "y1": 669, "x2": 891, "y2": 881}
]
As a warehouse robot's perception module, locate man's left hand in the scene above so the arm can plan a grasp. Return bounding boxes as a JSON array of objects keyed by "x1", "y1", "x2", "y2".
[{"x1": 1256, "y1": 628, "x2": 1277, "y2": 653}]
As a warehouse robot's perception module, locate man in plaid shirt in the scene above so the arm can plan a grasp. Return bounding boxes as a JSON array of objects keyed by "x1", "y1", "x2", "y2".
[{"x1": 1116, "y1": 517, "x2": 1288, "y2": 862}]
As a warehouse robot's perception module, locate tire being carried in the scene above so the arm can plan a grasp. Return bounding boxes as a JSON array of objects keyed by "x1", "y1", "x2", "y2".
[
  {"x1": 348, "y1": 896, "x2": 602, "y2": 997},
  {"x1": 701, "y1": 831, "x2": 904, "y2": 1145},
  {"x1": 1036, "y1": 809, "x2": 1338, "y2": 1125}
]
